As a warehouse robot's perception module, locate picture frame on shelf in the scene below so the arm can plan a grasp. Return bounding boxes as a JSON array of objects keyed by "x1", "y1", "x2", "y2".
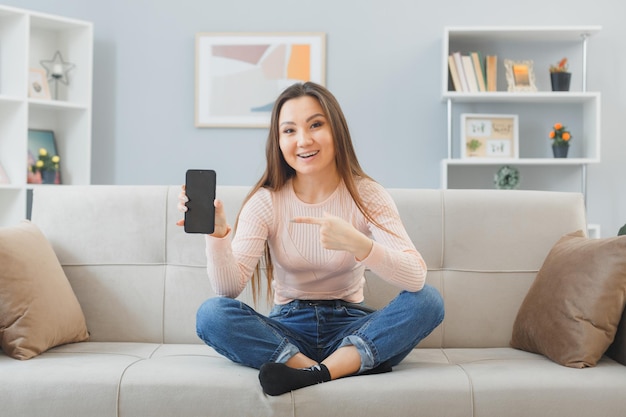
[
  {"x1": 27, "y1": 68, "x2": 51, "y2": 100},
  {"x1": 27, "y1": 129, "x2": 61, "y2": 185},
  {"x1": 504, "y1": 59, "x2": 537, "y2": 92},
  {"x1": 195, "y1": 32, "x2": 326, "y2": 128},
  {"x1": 461, "y1": 113, "x2": 519, "y2": 159}
]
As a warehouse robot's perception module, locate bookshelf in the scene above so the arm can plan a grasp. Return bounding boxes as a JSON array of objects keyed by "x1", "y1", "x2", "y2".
[
  {"x1": 441, "y1": 26, "x2": 601, "y2": 235},
  {"x1": 0, "y1": 5, "x2": 93, "y2": 227}
]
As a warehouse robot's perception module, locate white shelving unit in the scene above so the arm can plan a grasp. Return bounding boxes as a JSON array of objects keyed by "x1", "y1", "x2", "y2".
[
  {"x1": 0, "y1": 5, "x2": 93, "y2": 226},
  {"x1": 441, "y1": 26, "x2": 601, "y2": 235}
]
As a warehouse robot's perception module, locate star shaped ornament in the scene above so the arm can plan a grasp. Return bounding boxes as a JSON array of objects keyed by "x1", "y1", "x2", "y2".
[{"x1": 40, "y1": 51, "x2": 75, "y2": 85}]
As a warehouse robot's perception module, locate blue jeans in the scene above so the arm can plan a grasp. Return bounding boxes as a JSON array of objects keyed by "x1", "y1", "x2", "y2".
[{"x1": 196, "y1": 285, "x2": 444, "y2": 373}]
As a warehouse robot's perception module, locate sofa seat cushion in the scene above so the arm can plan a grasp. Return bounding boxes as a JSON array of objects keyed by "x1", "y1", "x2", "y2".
[
  {"x1": 0, "y1": 342, "x2": 157, "y2": 417},
  {"x1": 448, "y1": 348, "x2": 626, "y2": 417},
  {"x1": 118, "y1": 344, "x2": 295, "y2": 417},
  {"x1": 0, "y1": 220, "x2": 89, "y2": 360}
]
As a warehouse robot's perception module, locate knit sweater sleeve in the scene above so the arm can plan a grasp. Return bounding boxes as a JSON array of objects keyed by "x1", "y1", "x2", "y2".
[
  {"x1": 357, "y1": 181, "x2": 427, "y2": 292},
  {"x1": 204, "y1": 189, "x2": 272, "y2": 298}
]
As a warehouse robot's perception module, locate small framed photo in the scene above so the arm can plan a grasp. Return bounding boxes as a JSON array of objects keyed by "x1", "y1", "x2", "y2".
[
  {"x1": 28, "y1": 68, "x2": 51, "y2": 100},
  {"x1": 195, "y1": 32, "x2": 326, "y2": 128},
  {"x1": 461, "y1": 113, "x2": 519, "y2": 159},
  {"x1": 504, "y1": 59, "x2": 537, "y2": 92},
  {"x1": 27, "y1": 129, "x2": 61, "y2": 185}
]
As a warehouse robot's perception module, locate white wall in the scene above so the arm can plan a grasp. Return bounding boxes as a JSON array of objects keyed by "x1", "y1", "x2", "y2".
[{"x1": 5, "y1": 0, "x2": 625, "y2": 236}]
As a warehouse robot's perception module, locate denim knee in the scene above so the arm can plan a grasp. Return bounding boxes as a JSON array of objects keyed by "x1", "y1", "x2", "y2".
[
  {"x1": 195, "y1": 296, "x2": 301, "y2": 368},
  {"x1": 196, "y1": 297, "x2": 237, "y2": 341},
  {"x1": 407, "y1": 285, "x2": 445, "y2": 327}
]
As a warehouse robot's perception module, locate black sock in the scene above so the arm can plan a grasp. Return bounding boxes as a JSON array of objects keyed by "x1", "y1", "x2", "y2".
[
  {"x1": 258, "y1": 363, "x2": 331, "y2": 396},
  {"x1": 359, "y1": 360, "x2": 393, "y2": 375}
]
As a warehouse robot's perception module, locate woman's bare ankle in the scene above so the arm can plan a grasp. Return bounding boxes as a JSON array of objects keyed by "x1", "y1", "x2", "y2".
[{"x1": 285, "y1": 353, "x2": 317, "y2": 369}]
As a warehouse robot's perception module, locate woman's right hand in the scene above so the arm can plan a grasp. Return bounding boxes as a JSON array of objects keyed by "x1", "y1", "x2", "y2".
[
  {"x1": 210, "y1": 199, "x2": 230, "y2": 238},
  {"x1": 176, "y1": 185, "x2": 189, "y2": 227},
  {"x1": 176, "y1": 185, "x2": 230, "y2": 238}
]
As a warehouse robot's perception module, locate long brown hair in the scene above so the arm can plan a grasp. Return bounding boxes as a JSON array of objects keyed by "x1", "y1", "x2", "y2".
[{"x1": 236, "y1": 82, "x2": 383, "y2": 303}]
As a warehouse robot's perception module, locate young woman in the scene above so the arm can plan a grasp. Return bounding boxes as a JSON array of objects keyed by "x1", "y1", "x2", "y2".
[{"x1": 177, "y1": 82, "x2": 444, "y2": 396}]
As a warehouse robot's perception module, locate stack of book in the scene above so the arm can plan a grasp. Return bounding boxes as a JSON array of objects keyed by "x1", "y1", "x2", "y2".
[{"x1": 448, "y1": 52, "x2": 497, "y2": 92}]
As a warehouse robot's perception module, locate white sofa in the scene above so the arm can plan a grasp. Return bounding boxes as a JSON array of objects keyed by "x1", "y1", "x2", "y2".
[{"x1": 2, "y1": 185, "x2": 626, "y2": 417}]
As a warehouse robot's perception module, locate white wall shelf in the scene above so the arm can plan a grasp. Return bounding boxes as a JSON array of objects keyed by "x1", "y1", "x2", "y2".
[
  {"x1": 441, "y1": 25, "x2": 601, "y2": 236},
  {"x1": 442, "y1": 91, "x2": 598, "y2": 103},
  {"x1": 0, "y1": 5, "x2": 93, "y2": 226},
  {"x1": 444, "y1": 158, "x2": 599, "y2": 166}
]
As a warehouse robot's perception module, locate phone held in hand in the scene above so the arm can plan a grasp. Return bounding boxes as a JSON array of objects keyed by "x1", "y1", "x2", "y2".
[{"x1": 184, "y1": 169, "x2": 216, "y2": 234}]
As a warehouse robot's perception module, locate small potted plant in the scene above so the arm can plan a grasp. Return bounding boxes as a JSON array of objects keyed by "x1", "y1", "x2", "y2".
[
  {"x1": 31, "y1": 147, "x2": 60, "y2": 184},
  {"x1": 549, "y1": 58, "x2": 571, "y2": 91},
  {"x1": 549, "y1": 123, "x2": 572, "y2": 158}
]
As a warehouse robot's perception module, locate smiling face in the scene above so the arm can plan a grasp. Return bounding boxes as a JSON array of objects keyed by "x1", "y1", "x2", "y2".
[{"x1": 278, "y1": 95, "x2": 337, "y2": 180}]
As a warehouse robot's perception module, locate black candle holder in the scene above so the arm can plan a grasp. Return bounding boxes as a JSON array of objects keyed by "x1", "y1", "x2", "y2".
[{"x1": 40, "y1": 51, "x2": 75, "y2": 100}]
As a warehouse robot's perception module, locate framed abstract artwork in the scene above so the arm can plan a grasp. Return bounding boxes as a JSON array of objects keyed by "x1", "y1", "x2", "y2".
[{"x1": 195, "y1": 32, "x2": 326, "y2": 128}]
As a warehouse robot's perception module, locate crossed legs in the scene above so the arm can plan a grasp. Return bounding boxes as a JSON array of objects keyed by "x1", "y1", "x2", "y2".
[{"x1": 196, "y1": 286, "x2": 444, "y2": 396}]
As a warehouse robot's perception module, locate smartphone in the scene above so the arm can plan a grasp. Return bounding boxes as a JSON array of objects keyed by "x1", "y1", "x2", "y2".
[{"x1": 184, "y1": 169, "x2": 216, "y2": 234}]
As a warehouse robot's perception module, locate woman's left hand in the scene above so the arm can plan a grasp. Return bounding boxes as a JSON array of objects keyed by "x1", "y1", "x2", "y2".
[{"x1": 291, "y1": 212, "x2": 373, "y2": 260}]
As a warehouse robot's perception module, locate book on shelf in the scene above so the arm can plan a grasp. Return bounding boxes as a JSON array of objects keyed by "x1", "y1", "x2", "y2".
[
  {"x1": 448, "y1": 55, "x2": 463, "y2": 91},
  {"x1": 452, "y1": 52, "x2": 469, "y2": 92},
  {"x1": 470, "y1": 52, "x2": 487, "y2": 92},
  {"x1": 486, "y1": 55, "x2": 498, "y2": 92},
  {"x1": 461, "y1": 55, "x2": 479, "y2": 93}
]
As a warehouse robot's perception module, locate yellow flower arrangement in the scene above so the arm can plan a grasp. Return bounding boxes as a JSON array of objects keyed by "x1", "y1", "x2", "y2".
[
  {"x1": 549, "y1": 58, "x2": 569, "y2": 73},
  {"x1": 32, "y1": 148, "x2": 60, "y2": 173},
  {"x1": 549, "y1": 123, "x2": 572, "y2": 146}
]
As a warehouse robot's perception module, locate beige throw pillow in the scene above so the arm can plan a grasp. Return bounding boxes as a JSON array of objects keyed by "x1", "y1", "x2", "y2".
[
  {"x1": 0, "y1": 220, "x2": 89, "y2": 360},
  {"x1": 511, "y1": 230, "x2": 626, "y2": 367}
]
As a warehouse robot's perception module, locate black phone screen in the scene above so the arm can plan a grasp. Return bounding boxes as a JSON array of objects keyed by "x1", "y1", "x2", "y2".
[{"x1": 184, "y1": 169, "x2": 216, "y2": 234}]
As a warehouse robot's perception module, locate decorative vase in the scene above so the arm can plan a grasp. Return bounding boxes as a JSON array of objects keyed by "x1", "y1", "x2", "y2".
[
  {"x1": 552, "y1": 143, "x2": 569, "y2": 158},
  {"x1": 550, "y1": 72, "x2": 571, "y2": 91},
  {"x1": 41, "y1": 170, "x2": 56, "y2": 184}
]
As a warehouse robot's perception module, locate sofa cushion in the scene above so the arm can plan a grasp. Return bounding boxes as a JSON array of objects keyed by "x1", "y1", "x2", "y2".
[
  {"x1": 510, "y1": 230, "x2": 626, "y2": 368},
  {"x1": 0, "y1": 220, "x2": 89, "y2": 360}
]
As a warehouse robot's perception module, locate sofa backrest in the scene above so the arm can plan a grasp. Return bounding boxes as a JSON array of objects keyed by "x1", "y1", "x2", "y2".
[{"x1": 31, "y1": 186, "x2": 587, "y2": 348}]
